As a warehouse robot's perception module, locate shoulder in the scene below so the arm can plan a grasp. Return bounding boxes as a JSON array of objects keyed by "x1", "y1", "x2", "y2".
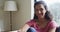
[
  {"x1": 26, "y1": 19, "x2": 35, "y2": 23},
  {"x1": 48, "y1": 20, "x2": 58, "y2": 28},
  {"x1": 26, "y1": 19, "x2": 36, "y2": 27},
  {"x1": 47, "y1": 20, "x2": 59, "y2": 32}
]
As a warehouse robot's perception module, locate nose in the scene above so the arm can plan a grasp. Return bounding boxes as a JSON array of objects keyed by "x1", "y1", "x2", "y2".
[{"x1": 38, "y1": 11, "x2": 41, "y2": 14}]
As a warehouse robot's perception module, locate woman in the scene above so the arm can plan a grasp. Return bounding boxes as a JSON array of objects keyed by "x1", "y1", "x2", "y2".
[{"x1": 19, "y1": 1, "x2": 58, "y2": 32}]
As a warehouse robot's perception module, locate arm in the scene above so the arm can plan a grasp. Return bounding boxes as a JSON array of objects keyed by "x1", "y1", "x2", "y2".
[
  {"x1": 48, "y1": 27, "x2": 56, "y2": 32},
  {"x1": 18, "y1": 24, "x2": 30, "y2": 32},
  {"x1": 48, "y1": 21, "x2": 57, "y2": 32}
]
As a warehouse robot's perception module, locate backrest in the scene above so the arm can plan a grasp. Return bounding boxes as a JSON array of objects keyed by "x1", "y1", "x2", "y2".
[{"x1": 55, "y1": 26, "x2": 60, "y2": 32}]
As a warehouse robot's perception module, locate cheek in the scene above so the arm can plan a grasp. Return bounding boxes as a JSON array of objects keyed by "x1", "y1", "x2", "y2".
[
  {"x1": 35, "y1": 11, "x2": 38, "y2": 15},
  {"x1": 35, "y1": 11, "x2": 39, "y2": 16},
  {"x1": 43, "y1": 10, "x2": 46, "y2": 15}
]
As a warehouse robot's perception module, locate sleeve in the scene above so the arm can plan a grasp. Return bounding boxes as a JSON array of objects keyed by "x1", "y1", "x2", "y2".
[
  {"x1": 49, "y1": 21, "x2": 58, "y2": 29},
  {"x1": 26, "y1": 20, "x2": 34, "y2": 27}
]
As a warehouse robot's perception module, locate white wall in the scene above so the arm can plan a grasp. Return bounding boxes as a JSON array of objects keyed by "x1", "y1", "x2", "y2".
[
  {"x1": 12, "y1": 0, "x2": 34, "y2": 30},
  {"x1": 0, "y1": 0, "x2": 10, "y2": 31},
  {"x1": 3, "y1": 11, "x2": 10, "y2": 31},
  {"x1": 0, "y1": 11, "x2": 10, "y2": 32},
  {"x1": 0, "y1": 0, "x2": 34, "y2": 31}
]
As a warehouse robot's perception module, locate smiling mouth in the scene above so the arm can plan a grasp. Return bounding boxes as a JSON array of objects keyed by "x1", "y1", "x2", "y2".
[
  {"x1": 38, "y1": 14, "x2": 43, "y2": 17},
  {"x1": 39, "y1": 13, "x2": 43, "y2": 15}
]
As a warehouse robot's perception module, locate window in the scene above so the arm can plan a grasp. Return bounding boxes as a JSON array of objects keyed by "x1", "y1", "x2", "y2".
[{"x1": 35, "y1": 0, "x2": 60, "y2": 25}]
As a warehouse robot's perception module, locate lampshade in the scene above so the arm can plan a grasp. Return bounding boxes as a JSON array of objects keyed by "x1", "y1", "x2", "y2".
[{"x1": 4, "y1": 1, "x2": 17, "y2": 11}]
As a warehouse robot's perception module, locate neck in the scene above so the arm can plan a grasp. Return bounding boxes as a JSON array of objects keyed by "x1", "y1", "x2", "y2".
[{"x1": 37, "y1": 17, "x2": 48, "y2": 24}]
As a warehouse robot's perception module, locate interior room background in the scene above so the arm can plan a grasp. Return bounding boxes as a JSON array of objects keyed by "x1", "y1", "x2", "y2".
[{"x1": 0, "y1": 0, "x2": 60, "y2": 32}]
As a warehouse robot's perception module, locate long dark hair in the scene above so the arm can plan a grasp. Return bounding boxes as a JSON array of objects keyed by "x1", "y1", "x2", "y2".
[{"x1": 34, "y1": 1, "x2": 53, "y2": 21}]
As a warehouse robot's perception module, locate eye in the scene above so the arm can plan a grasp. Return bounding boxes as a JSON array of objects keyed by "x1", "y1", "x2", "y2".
[
  {"x1": 40, "y1": 8, "x2": 43, "y2": 11},
  {"x1": 35, "y1": 9, "x2": 39, "y2": 11}
]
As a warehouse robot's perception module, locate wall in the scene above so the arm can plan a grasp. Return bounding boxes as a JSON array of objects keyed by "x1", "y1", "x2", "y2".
[
  {"x1": 0, "y1": 11, "x2": 10, "y2": 31},
  {"x1": 12, "y1": 0, "x2": 34, "y2": 30},
  {"x1": 0, "y1": 0, "x2": 10, "y2": 31},
  {"x1": 0, "y1": 0, "x2": 34, "y2": 31}
]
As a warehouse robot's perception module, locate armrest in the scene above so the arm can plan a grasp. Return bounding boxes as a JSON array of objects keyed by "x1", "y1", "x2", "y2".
[
  {"x1": 9, "y1": 30, "x2": 21, "y2": 32},
  {"x1": 56, "y1": 26, "x2": 60, "y2": 32},
  {"x1": 9, "y1": 30, "x2": 17, "y2": 32}
]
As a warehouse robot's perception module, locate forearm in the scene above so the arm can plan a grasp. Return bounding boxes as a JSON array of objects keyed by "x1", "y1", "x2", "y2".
[
  {"x1": 48, "y1": 28, "x2": 56, "y2": 32},
  {"x1": 18, "y1": 24, "x2": 30, "y2": 32}
]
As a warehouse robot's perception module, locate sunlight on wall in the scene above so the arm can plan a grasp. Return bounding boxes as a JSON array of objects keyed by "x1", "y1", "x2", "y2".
[
  {"x1": 36, "y1": 0, "x2": 60, "y2": 5},
  {"x1": 43, "y1": 0, "x2": 60, "y2": 25},
  {"x1": 31, "y1": 0, "x2": 34, "y2": 19},
  {"x1": 44, "y1": 0, "x2": 60, "y2": 5}
]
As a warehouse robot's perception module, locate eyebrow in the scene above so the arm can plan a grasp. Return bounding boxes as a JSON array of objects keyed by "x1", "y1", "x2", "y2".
[{"x1": 40, "y1": 8, "x2": 43, "y2": 10}]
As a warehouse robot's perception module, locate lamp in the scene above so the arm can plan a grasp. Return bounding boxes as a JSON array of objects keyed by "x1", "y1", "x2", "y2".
[
  {"x1": 4, "y1": 0, "x2": 17, "y2": 31},
  {"x1": 4, "y1": 1, "x2": 17, "y2": 11}
]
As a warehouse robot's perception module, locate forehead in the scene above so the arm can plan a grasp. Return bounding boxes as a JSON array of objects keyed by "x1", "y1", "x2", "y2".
[{"x1": 35, "y1": 4, "x2": 45, "y2": 9}]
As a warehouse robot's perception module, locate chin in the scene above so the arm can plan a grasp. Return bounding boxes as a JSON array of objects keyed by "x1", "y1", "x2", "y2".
[
  {"x1": 41, "y1": 16, "x2": 44, "y2": 18},
  {"x1": 38, "y1": 16, "x2": 44, "y2": 18}
]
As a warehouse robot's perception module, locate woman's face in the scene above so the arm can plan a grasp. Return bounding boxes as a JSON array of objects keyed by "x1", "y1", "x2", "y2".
[{"x1": 35, "y1": 4, "x2": 46, "y2": 18}]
